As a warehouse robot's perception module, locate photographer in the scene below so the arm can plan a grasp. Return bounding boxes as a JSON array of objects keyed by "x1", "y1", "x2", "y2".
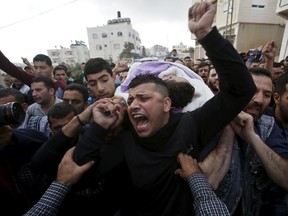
[{"x1": 0, "y1": 88, "x2": 48, "y2": 215}]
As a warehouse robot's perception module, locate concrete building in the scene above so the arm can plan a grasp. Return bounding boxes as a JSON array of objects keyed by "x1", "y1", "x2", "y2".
[
  {"x1": 150, "y1": 44, "x2": 169, "y2": 58},
  {"x1": 276, "y1": 0, "x2": 288, "y2": 60},
  {"x1": 87, "y1": 11, "x2": 141, "y2": 62},
  {"x1": 47, "y1": 41, "x2": 90, "y2": 66},
  {"x1": 193, "y1": 0, "x2": 286, "y2": 60},
  {"x1": 172, "y1": 42, "x2": 191, "y2": 59}
]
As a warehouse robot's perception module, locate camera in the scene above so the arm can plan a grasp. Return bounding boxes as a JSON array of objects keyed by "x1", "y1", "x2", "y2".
[{"x1": 0, "y1": 102, "x2": 25, "y2": 125}]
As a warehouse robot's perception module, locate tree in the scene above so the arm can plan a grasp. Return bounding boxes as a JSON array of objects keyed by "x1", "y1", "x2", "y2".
[
  {"x1": 142, "y1": 46, "x2": 147, "y2": 57},
  {"x1": 188, "y1": 47, "x2": 195, "y2": 58},
  {"x1": 119, "y1": 42, "x2": 134, "y2": 59}
]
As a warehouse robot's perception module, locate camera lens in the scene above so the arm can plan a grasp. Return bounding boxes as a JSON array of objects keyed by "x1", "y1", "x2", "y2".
[{"x1": 0, "y1": 102, "x2": 25, "y2": 125}]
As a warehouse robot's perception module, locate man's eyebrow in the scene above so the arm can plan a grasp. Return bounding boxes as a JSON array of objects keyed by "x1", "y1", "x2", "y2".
[{"x1": 88, "y1": 74, "x2": 109, "y2": 82}]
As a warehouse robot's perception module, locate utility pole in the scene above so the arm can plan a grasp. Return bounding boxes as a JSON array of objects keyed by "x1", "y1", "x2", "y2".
[{"x1": 225, "y1": 0, "x2": 233, "y2": 40}]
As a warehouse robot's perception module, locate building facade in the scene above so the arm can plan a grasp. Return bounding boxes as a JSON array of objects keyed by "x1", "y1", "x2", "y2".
[
  {"x1": 150, "y1": 44, "x2": 169, "y2": 58},
  {"x1": 276, "y1": 0, "x2": 288, "y2": 60},
  {"x1": 47, "y1": 41, "x2": 90, "y2": 66},
  {"x1": 87, "y1": 11, "x2": 141, "y2": 62},
  {"x1": 193, "y1": 0, "x2": 286, "y2": 60}
]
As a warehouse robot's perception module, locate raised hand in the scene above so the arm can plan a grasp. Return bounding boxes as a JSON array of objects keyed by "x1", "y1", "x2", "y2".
[{"x1": 188, "y1": 0, "x2": 217, "y2": 40}]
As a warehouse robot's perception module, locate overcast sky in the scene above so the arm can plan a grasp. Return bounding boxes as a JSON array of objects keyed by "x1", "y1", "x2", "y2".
[{"x1": 0, "y1": 0, "x2": 195, "y2": 63}]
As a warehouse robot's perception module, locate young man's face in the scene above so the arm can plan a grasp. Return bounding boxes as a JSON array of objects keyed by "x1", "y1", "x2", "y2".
[
  {"x1": 54, "y1": 69, "x2": 68, "y2": 83},
  {"x1": 198, "y1": 65, "x2": 209, "y2": 83},
  {"x1": 63, "y1": 90, "x2": 87, "y2": 114},
  {"x1": 33, "y1": 61, "x2": 53, "y2": 78},
  {"x1": 86, "y1": 70, "x2": 115, "y2": 99},
  {"x1": 127, "y1": 83, "x2": 171, "y2": 138},
  {"x1": 243, "y1": 74, "x2": 273, "y2": 121}
]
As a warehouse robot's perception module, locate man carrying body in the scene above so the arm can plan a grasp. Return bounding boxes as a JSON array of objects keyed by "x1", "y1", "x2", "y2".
[{"x1": 73, "y1": 1, "x2": 256, "y2": 215}]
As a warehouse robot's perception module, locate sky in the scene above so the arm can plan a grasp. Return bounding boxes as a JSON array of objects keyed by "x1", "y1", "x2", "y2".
[{"x1": 0, "y1": 0, "x2": 195, "y2": 63}]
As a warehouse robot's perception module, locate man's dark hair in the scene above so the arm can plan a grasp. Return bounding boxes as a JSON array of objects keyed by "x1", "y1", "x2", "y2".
[
  {"x1": 64, "y1": 83, "x2": 89, "y2": 102},
  {"x1": 166, "y1": 80, "x2": 195, "y2": 108},
  {"x1": 184, "y1": 56, "x2": 191, "y2": 60},
  {"x1": 53, "y1": 64, "x2": 68, "y2": 76},
  {"x1": 84, "y1": 58, "x2": 112, "y2": 79},
  {"x1": 129, "y1": 74, "x2": 169, "y2": 97},
  {"x1": 198, "y1": 62, "x2": 210, "y2": 69},
  {"x1": 31, "y1": 76, "x2": 55, "y2": 90},
  {"x1": 164, "y1": 56, "x2": 173, "y2": 61},
  {"x1": 249, "y1": 67, "x2": 272, "y2": 79},
  {"x1": 47, "y1": 102, "x2": 77, "y2": 124},
  {"x1": 33, "y1": 54, "x2": 52, "y2": 66},
  {"x1": 274, "y1": 72, "x2": 288, "y2": 96},
  {"x1": 0, "y1": 88, "x2": 26, "y2": 104}
]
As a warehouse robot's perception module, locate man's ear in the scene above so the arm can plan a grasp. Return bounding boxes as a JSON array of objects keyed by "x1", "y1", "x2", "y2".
[
  {"x1": 163, "y1": 97, "x2": 172, "y2": 112},
  {"x1": 273, "y1": 92, "x2": 280, "y2": 104},
  {"x1": 49, "y1": 87, "x2": 55, "y2": 95}
]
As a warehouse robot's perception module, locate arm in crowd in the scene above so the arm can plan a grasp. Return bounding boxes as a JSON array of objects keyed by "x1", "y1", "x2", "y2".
[
  {"x1": 175, "y1": 152, "x2": 230, "y2": 216},
  {"x1": 24, "y1": 147, "x2": 94, "y2": 216},
  {"x1": 232, "y1": 111, "x2": 288, "y2": 191},
  {"x1": 262, "y1": 40, "x2": 277, "y2": 74},
  {"x1": 185, "y1": 1, "x2": 256, "y2": 155},
  {"x1": 30, "y1": 102, "x2": 97, "y2": 175},
  {"x1": 22, "y1": 57, "x2": 34, "y2": 73},
  {"x1": 0, "y1": 51, "x2": 35, "y2": 85},
  {"x1": 199, "y1": 124, "x2": 235, "y2": 190}
]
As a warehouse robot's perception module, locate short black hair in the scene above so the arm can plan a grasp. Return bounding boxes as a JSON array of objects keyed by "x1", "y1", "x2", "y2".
[
  {"x1": 64, "y1": 83, "x2": 89, "y2": 102},
  {"x1": 47, "y1": 102, "x2": 77, "y2": 123},
  {"x1": 31, "y1": 76, "x2": 55, "y2": 90},
  {"x1": 53, "y1": 64, "x2": 68, "y2": 76},
  {"x1": 129, "y1": 74, "x2": 169, "y2": 97},
  {"x1": 249, "y1": 67, "x2": 272, "y2": 79},
  {"x1": 33, "y1": 54, "x2": 52, "y2": 66},
  {"x1": 166, "y1": 80, "x2": 194, "y2": 108},
  {"x1": 274, "y1": 72, "x2": 288, "y2": 96},
  {"x1": 84, "y1": 58, "x2": 112, "y2": 79}
]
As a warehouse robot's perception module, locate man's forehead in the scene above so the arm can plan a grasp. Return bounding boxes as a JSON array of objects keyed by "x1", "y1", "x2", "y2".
[
  {"x1": 33, "y1": 61, "x2": 49, "y2": 66},
  {"x1": 87, "y1": 71, "x2": 111, "y2": 82},
  {"x1": 128, "y1": 83, "x2": 156, "y2": 94},
  {"x1": 63, "y1": 90, "x2": 83, "y2": 99}
]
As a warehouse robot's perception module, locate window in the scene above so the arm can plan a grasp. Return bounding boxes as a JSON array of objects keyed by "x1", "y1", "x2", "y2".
[
  {"x1": 129, "y1": 32, "x2": 131, "y2": 37},
  {"x1": 114, "y1": 44, "x2": 120, "y2": 49},
  {"x1": 92, "y1": 34, "x2": 98, "y2": 39},
  {"x1": 117, "y1": 31, "x2": 123, "y2": 37},
  {"x1": 251, "y1": 0, "x2": 267, "y2": 8},
  {"x1": 102, "y1": 33, "x2": 107, "y2": 38},
  {"x1": 96, "y1": 45, "x2": 102, "y2": 50}
]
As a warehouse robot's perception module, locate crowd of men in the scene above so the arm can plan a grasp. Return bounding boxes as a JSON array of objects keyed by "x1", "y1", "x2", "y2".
[{"x1": 0, "y1": 1, "x2": 288, "y2": 216}]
